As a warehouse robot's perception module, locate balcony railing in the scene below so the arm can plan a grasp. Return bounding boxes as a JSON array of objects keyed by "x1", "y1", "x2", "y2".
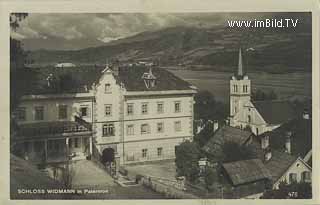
[{"x1": 16, "y1": 121, "x2": 92, "y2": 137}]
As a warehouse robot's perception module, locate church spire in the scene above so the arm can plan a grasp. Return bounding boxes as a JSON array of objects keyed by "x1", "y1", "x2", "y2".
[{"x1": 238, "y1": 47, "x2": 243, "y2": 76}]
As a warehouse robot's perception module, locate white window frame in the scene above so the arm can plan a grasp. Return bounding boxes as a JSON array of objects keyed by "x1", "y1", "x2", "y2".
[
  {"x1": 127, "y1": 124, "x2": 134, "y2": 135},
  {"x1": 141, "y1": 103, "x2": 148, "y2": 115},
  {"x1": 102, "y1": 123, "x2": 115, "y2": 137},
  {"x1": 157, "y1": 122, "x2": 164, "y2": 133},
  {"x1": 105, "y1": 104, "x2": 112, "y2": 116},
  {"x1": 174, "y1": 121, "x2": 182, "y2": 132},
  {"x1": 104, "y1": 83, "x2": 111, "y2": 93},
  {"x1": 174, "y1": 101, "x2": 181, "y2": 113},
  {"x1": 157, "y1": 102, "x2": 164, "y2": 114},
  {"x1": 127, "y1": 103, "x2": 134, "y2": 115},
  {"x1": 141, "y1": 123, "x2": 150, "y2": 134}
]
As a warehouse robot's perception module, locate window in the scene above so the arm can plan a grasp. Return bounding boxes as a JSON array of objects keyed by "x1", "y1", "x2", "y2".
[
  {"x1": 127, "y1": 103, "x2": 134, "y2": 115},
  {"x1": 301, "y1": 171, "x2": 311, "y2": 182},
  {"x1": 141, "y1": 124, "x2": 150, "y2": 134},
  {"x1": 174, "y1": 121, "x2": 182, "y2": 132},
  {"x1": 157, "y1": 147, "x2": 163, "y2": 156},
  {"x1": 157, "y1": 122, "x2": 164, "y2": 133},
  {"x1": 127, "y1": 124, "x2": 134, "y2": 135},
  {"x1": 289, "y1": 173, "x2": 297, "y2": 183},
  {"x1": 58, "y1": 105, "x2": 67, "y2": 119},
  {"x1": 103, "y1": 123, "x2": 115, "y2": 136},
  {"x1": 174, "y1": 101, "x2": 181, "y2": 113},
  {"x1": 243, "y1": 85, "x2": 248, "y2": 93},
  {"x1": 16, "y1": 107, "x2": 26, "y2": 121},
  {"x1": 80, "y1": 106, "x2": 89, "y2": 117},
  {"x1": 35, "y1": 106, "x2": 44, "y2": 121},
  {"x1": 142, "y1": 149, "x2": 148, "y2": 158},
  {"x1": 105, "y1": 83, "x2": 111, "y2": 93},
  {"x1": 142, "y1": 103, "x2": 148, "y2": 114},
  {"x1": 247, "y1": 115, "x2": 251, "y2": 123},
  {"x1": 157, "y1": 102, "x2": 164, "y2": 114},
  {"x1": 105, "y1": 104, "x2": 112, "y2": 116}
]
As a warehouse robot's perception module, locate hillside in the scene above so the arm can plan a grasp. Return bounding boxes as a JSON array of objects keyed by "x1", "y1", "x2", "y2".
[{"x1": 26, "y1": 14, "x2": 312, "y2": 73}]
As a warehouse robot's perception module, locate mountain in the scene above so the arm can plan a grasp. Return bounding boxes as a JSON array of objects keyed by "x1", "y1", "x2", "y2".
[{"x1": 26, "y1": 14, "x2": 312, "y2": 73}]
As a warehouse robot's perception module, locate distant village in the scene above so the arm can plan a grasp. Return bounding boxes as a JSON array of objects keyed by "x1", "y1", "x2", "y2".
[{"x1": 11, "y1": 48, "x2": 312, "y2": 199}]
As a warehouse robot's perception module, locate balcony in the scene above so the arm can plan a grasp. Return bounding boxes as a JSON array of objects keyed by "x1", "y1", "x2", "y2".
[{"x1": 14, "y1": 120, "x2": 93, "y2": 140}]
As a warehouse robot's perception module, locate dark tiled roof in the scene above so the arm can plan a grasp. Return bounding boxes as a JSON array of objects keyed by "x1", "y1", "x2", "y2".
[
  {"x1": 203, "y1": 126, "x2": 253, "y2": 162},
  {"x1": 21, "y1": 65, "x2": 194, "y2": 95},
  {"x1": 253, "y1": 100, "x2": 296, "y2": 124},
  {"x1": 262, "y1": 118, "x2": 312, "y2": 158},
  {"x1": 222, "y1": 159, "x2": 272, "y2": 186},
  {"x1": 264, "y1": 150, "x2": 298, "y2": 183},
  {"x1": 118, "y1": 66, "x2": 192, "y2": 91},
  {"x1": 205, "y1": 126, "x2": 252, "y2": 149}
]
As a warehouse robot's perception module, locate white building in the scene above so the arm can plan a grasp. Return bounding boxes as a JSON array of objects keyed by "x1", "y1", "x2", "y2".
[
  {"x1": 230, "y1": 48, "x2": 295, "y2": 135},
  {"x1": 12, "y1": 64, "x2": 197, "y2": 166}
]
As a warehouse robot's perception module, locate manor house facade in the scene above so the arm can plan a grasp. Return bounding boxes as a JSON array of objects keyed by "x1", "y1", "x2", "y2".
[{"x1": 12, "y1": 64, "x2": 197, "y2": 165}]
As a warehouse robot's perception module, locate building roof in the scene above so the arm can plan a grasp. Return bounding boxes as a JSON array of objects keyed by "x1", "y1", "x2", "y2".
[
  {"x1": 21, "y1": 65, "x2": 194, "y2": 95},
  {"x1": 262, "y1": 117, "x2": 312, "y2": 158},
  {"x1": 253, "y1": 100, "x2": 296, "y2": 125},
  {"x1": 264, "y1": 150, "x2": 298, "y2": 183},
  {"x1": 203, "y1": 126, "x2": 253, "y2": 162},
  {"x1": 118, "y1": 66, "x2": 193, "y2": 91},
  {"x1": 222, "y1": 159, "x2": 272, "y2": 186},
  {"x1": 205, "y1": 126, "x2": 252, "y2": 148}
]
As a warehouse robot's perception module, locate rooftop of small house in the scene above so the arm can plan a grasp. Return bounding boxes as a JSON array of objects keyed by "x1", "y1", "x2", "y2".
[
  {"x1": 20, "y1": 65, "x2": 195, "y2": 95},
  {"x1": 222, "y1": 158, "x2": 272, "y2": 186}
]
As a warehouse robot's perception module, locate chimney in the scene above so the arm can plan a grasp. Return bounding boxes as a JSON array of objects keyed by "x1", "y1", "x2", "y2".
[
  {"x1": 213, "y1": 120, "x2": 219, "y2": 133},
  {"x1": 264, "y1": 148, "x2": 272, "y2": 161},
  {"x1": 112, "y1": 59, "x2": 120, "y2": 76},
  {"x1": 285, "y1": 131, "x2": 292, "y2": 154},
  {"x1": 261, "y1": 134, "x2": 270, "y2": 149}
]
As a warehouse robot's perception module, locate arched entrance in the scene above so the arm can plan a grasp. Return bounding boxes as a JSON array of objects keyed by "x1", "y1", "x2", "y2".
[
  {"x1": 101, "y1": 148, "x2": 116, "y2": 176},
  {"x1": 102, "y1": 148, "x2": 115, "y2": 163}
]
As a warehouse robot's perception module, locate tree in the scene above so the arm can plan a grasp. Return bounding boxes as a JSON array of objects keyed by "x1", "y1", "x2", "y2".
[
  {"x1": 10, "y1": 13, "x2": 29, "y2": 112},
  {"x1": 194, "y1": 122, "x2": 213, "y2": 147},
  {"x1": 175, "y1": 141, "x2": 201, "y2": 183},
  {"x1": 252, "y1": 89, "x2": 278, "y2": 101},
  {"x1": 221, "y1": 141, "x2": 256, "y2": 163},
  {"x1": 194, "y1": 90, "x2": 228, "y2": 123},
  {"x1": 261, "y1": 181, "x2": 312, "y2": 199},
  {"x1": 204, "y1": 168, "x2": 218, "y2": 189}
]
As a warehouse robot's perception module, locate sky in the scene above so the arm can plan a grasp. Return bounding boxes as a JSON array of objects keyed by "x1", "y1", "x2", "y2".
[{"x1": 11, "y1": 13, "x2": 280, "y2": 50}]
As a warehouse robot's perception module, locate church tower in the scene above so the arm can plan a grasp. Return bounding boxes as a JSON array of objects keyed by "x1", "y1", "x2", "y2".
[{"x1": 230, "y1": 48, "x2": 251, "y2": 118}]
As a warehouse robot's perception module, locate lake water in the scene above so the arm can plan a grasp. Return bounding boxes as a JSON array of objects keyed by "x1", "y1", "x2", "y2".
[{"x1": 169, "y1": 70, "x2": 312, "y2": 103}]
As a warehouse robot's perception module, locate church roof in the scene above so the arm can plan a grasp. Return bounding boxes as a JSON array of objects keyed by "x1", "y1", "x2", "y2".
[
  {"x1": 252, "y1": 100, "x2": 296, "y2": 125},
  {"x1": 222, "y1": 159, "x2": 272, "y2": 186}
]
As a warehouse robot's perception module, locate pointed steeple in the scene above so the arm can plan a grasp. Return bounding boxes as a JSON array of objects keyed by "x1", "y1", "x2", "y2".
[{"x1": 238, "y1": 48, "x2": 243, "y2": 76}]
